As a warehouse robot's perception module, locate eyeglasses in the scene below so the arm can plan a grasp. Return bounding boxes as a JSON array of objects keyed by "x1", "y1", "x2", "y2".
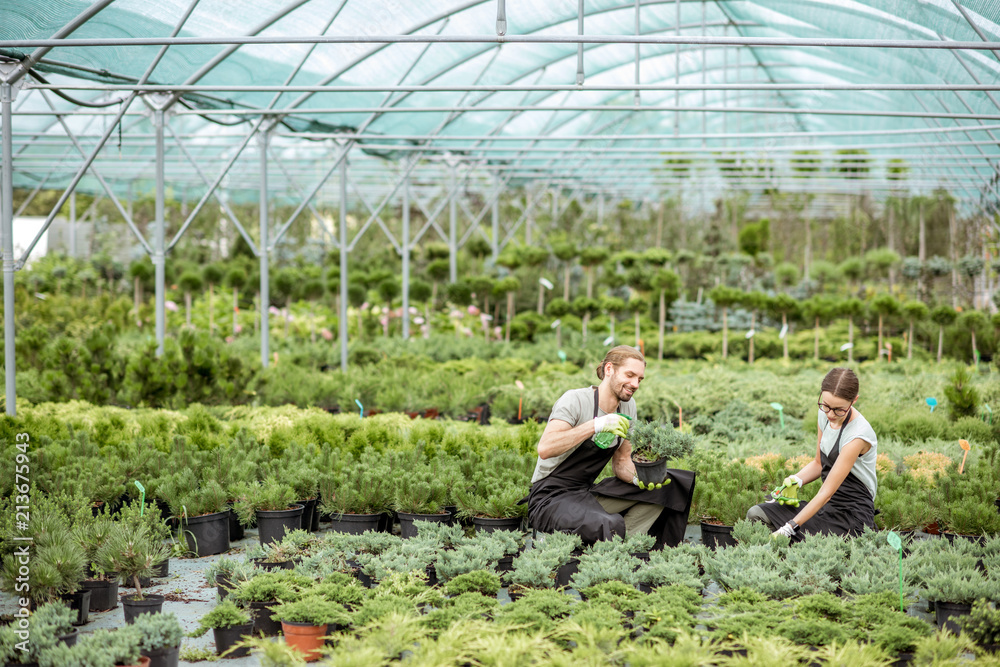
[{"x1": 817, "y1": 402, "x2": 850, "y2": 417}]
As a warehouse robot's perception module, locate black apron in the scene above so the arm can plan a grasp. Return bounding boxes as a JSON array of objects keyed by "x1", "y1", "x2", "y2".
[
  {"x1": 527, "y1": 388, "x2": 696, "y2": 549},
  {"x1": 755, "y1": 408, "x2": 875, "y2": 541}
]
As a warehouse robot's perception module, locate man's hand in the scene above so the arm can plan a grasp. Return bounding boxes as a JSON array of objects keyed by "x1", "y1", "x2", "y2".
[
  {"x1": 594, "y1": 413, "x2": 629, "y2": 439},
  {"x1": 783, "y1": 475, "x2": 803, "y2": 489},
  {"x1": 631, "y1": 474, "x2": 671, "y2": 490}
]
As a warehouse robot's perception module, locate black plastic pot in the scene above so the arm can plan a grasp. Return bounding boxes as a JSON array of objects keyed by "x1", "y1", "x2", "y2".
[
  {"x1": 121, "y1": 575, "x2": 152, "y2": 589},
  {"x1": 377, "y1": 511, "x2": 394, "y2": 533},
  {"x1": 397, "y1": 511, "x2": 450, "y2": 539},
  {"x1": 347, "y1": 560, "x2": 373, "y2": 588},
  {"x1": 216, "y1": 573, "x2": 233, "y2": 601},
  {"x1": 942, "y1": 532, "x2": 987, "y2": 546},
  {"x1": 228, "y1": 508, "x2": 245, "y2": 542},
  {"x1": 700, "y1": 522, "x2": 737, "y2": 551},
  {"x1": 328, "y1": 512, "x2": 381, "y2": 535},
  {"x1": 152, "y1": 559, "x2": 169, "y2": 578},
  {"x1": 636, "y1": 582, "x2": 655, "y2": 594},
  {"x1": 310, "y1": 499, "x2": 321, "y2": 532},
  {"x1": 472, "y1": 516, "x2": 525, "y2": 534},
  {"x1": 256, "y1": 505, "x2": 304, "y2": 546},
  {"x1": 251, "y1": 558, "x2": 294, "y2": 571},
  {"x1": 248, "y1": 600, "x2": 282, "y2": 636},
  {"x1": 297, "y1": 498, "x2": 317, "y2": 532},
  {"x1": 214, "y1": 622, "x2": 254, "y2": 657},
  {"x1": 935, "y1": 600, "x2": 972, "y2": 634},
  {"x1": 555, "y1": 557, "x2": 579, "y2": 588},
  {"x1": 182, "y1": 510, "x2": 231, "y2": 557},
  {"x1": 61, "y1": 589, "x2": 91, "y2": 626},
  {"x1": 57, "y1": 627, "x2": 78, "y2": 647},
  {"x1": 633, "y1": 458, "x2": 667, "y2": 486},
  {"x1": 122, "y1": 593, "x2": 165, "y2": 624},
  {"x1": 81, "y1": 578, "x2": 118, "y2": 611},
  {"x1": 142, "y1": 644, "x2": 180, "y2": 667},
  {"x1": 496, "y1": 555, "x2": 514, "y2": 574}
]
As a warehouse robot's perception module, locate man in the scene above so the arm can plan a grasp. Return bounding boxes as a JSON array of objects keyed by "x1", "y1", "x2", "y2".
[{"x1": 527, "y1": 346, "x2": 695, "y2": 547}]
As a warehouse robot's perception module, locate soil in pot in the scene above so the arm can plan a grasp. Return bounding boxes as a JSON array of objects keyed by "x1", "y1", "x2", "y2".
[
  {"x1": 61, "y1": 589, "x2": 91, "y2": 626},
  {"x1": 934, "y1": 600, "x2": 973, "y2": 634},
  {"x1": 214, "y1": 622, "x2": 254, "y2": 658},
  {"x1": 142, "y1": 644, "x2": 180, "y2": 667},
  {"x1": 397, "y1": 511, "x2": 450, "y2": 539},
  {"x1": 182, "y1": 510, "x2": 231, "y2": 557},
  {"x1": 632, "y1": 458, "x2": 667, "y2": 486},
  {"x1": 248, "y1": 601, "x2": 282, "y2": 636},
  {"x1": 257, "y1": 505, "x2": 304, "y2": 546},
  {"x1": 700, "y1": 521, "x2": 737, "y2": 551},
  {"x1": 472, "y1": 516, "x2": 524, "y2": 534},
  {"x1": 81, "y1": 578, "x2": 119, "y2": 611},
  {"x1": 282, "y1": 621, "x2": 328, "y2": 662},
  {"x1": 122, "y1": 594, "x2": 165, "y2": 624},
  {"x1": 328, "y1": 513, "x2": 381, "y2": 535}
]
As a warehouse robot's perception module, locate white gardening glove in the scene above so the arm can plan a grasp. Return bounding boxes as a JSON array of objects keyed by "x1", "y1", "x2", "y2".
[
  {"x1": 782, "y1": 475, "x2": 803, "y2": 489},
  {"x1": 772, "y1": 522, "x2": 798, "y2": 538},
  {"x1": 594, "y1": 413, "x2": 629, "y2": 439}
]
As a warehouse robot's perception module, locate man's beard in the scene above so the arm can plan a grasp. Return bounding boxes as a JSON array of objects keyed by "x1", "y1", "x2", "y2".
[{"x1": 610, "y1": 373, "x2": 634, "y2": 402}]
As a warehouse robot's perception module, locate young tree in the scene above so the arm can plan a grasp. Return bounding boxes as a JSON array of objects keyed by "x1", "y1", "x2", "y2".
[
  {"x1": 837, "y1": 297, "x2": 865, "y2": 363},
  {"x1": 546, "y1": 297, "x2": 571, "y2": 348},
  {"x1": 272, "y1": 268, "x2": 299, "y2": 339},
  {"x1": 707, "y1": 285, "x2": 742, "y2": 360},
  {"x1": 956, "y1": 309, "x2": 988, "y2": 364},
  {"x1": 427, "y1": 259, "x2": 451, "y2": 310},
  {"x1": 871, "y1": 294, "x2": 901, "y2": 360},
  {"x1": 579, "y1": 247, "x2": 611, "y2": 298},
  {"x1": 801, "y1": 295, "x2": 837, "y2": 361},
  {"x1": 203, "y1": 263, "x2": 224, "y2": 334},
  {"x1": 929, "y1": 304, "x2": 958, "y2": 363},
  {"x1": 838, "y1": 257, "x2": 864, "y2": 294},
  {"x1": 768, "y1": 293, "x2": 801, "y2": 363},
  {"x1": 347, "y1": 282, "x2": 367, "y2": 341},
  {"x1": 651, "y1": 269, "x2": 681, "y2": 361},
  {"x1": 774, "y1": 262, "x2": 800, "y2": 290},
  {"x1": 627, "y1": 298, "x2": 648, "y2": 349},
  {"x1": 600, "y1": 296, "x2": 627, "y2": 344},
  {"x1": 740, "y1": 291, "x2": 768, "y2": 365},
  {"x1": 551, "y1": 240, "x2": 578, "y2": 300},
  {"x1": 224, "y1": 267, "x2": 247, "y2": 338},
  {"x1": 900, "y1": 300, "x2": 929, "y2": 360},
  {"x1": 300, "y1": 277, "x2": 325, "y2": 343},
  {"x1": 127, "y1": 260, "x2": 153, "y2": 323},
  {"x1": 178, "y1": 270, "x2": 203, "y2": 328},
  {"x1": 376, "y1": 278, "x2": 400, "y2": 337},
  {"x1": 864, "y1": 248, "x2": 900, "y2": 290},
  {"x1": 572, "y1": 296, "x2": 600, "y2": 343},
  {"x1": 494, "y1": 276, "x2": 521, "y2": 343}
]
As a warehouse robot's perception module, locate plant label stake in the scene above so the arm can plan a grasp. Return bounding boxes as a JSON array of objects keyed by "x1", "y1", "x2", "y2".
[
  {"x1": 958, "y1": 439, "x2": 970, "y2": 474},
  {"x1": 779, "y1": 323, "x2": 788, "y2": 339},
  {"x1": 840, "y1": 342, "x2": 853, "y2": 352},
  {"x1": 603, "y1": 335, "x2": 614, "y2": 346},
  {"x1": 886, "y1": 531, "x2": 903, "y2": 612},
  {"x1": 355, "y1": 399, "x2": 364, "y2": 419},
  {"x1": 515, "y1": 380, "x2": 525, "y2": 421},
  {"x1": 769, "y1": 402, "x2": 785, "y2": 430},
  {"x1": 745, "y1": 329, "x2": 755, "y2": 339},
  {"x1": 557, "y1": 350, "x2": 567, "y2": 363},
  {"x1": 925, "y1": 397, "x2": 937, "y2": 413},
  {"x1": 134, "y1": 481, "x2": 146, "y2": 517}
]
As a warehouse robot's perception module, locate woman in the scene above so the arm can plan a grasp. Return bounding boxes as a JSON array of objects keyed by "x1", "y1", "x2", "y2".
[{"x1": 746, "y1": 367, "x2": 878, "y2": 540}]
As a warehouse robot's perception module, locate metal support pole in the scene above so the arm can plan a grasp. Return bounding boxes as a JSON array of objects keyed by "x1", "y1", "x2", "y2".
[
  {"x1": 2, "y1": 82, "x2": 16, "y2": 415},
  {"x1": 402, "y1": 170, "x2": 411, "y2": 340},
  {"x1": 448, "y1": 164, "x2": 458, "y2": 283},
  {"x1": 338, "y1": 154, "x2": 348, "y2": 372},
  {"x1": 69, "y1": 189, "x2": 76, "y2": 257},
  {"x1": 153, "y1": 107, "x2": 166, "y2": 356},
  {"x1": 577, "y1": 0, "x2": 585, "y2": 85},
  {"x1": 491, "y1": 171, "x2": 500, "y2": 261},
  {"x1": 258, "y1": 129, "x2": 270, "y2": 369}
]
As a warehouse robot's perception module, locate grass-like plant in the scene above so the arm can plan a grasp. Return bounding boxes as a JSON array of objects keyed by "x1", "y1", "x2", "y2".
[
  {"x1": 272, "y1": 596, "x2": 351, "y2": 627},
  {"x1": 188, "y1": 599, "x2": 253, "y2": 637}
]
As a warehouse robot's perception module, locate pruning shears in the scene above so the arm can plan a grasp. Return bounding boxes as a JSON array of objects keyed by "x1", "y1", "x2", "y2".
[{"x1": 769, "y1": 483, "x2": 800, "y2": 507}]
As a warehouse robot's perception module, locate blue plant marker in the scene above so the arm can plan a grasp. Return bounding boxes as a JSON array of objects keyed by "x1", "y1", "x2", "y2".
[
  {"x1": 769, "y1": 402, "x2": 785, "y2": 429},
  {"x1": 886, "y1": 531, "x2": 903, "y2": 612},
  {"x1": 355, "y1": 399, "x2": 364, "y2": 418},
  {"x1": 925, "y1": 397, "x2": 937, "y2": 413},
  {"x1": 134, "y1": 481, "x2": 146, "y2": 518}
]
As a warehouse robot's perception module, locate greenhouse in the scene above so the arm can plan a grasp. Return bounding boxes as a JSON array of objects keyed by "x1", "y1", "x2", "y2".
[{"x1": 1, "y1": 1, "x2": 999, "y2": 665}]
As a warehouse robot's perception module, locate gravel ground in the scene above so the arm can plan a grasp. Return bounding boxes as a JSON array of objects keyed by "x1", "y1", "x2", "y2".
[{"x1": 1, "y1": 523, "x2": 939, "y2": 666}]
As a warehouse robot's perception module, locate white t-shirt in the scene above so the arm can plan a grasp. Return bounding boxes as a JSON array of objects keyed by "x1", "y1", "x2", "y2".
[
  {"x1": 530, "y1": 387, "x2": 637, "y2": 484},
  {"x1": 818, "y1": 409, "x2": 878, "y2": 500}
]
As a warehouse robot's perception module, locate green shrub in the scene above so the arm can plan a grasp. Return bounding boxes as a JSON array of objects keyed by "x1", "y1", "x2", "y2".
[
  {"x1": 944, "y1": 366, "x2": 979, "y2": 420},
  {"x1": 443, "y1": 570, "x2": 501, "y2": 597}
]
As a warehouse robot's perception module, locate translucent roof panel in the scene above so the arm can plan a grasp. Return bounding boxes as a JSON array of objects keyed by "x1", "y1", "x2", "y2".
[{"x1": 1, "y1": 0, "x2": 999, "y2": 212}]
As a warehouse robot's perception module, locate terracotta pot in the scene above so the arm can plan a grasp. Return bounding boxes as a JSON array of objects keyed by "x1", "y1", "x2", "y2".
[
  {"x1": 120, "y1": 656, "x2": 151, "y2": 667},
  {"x1": 281, "y1": 621, "x2": 328, "y2": 662}
]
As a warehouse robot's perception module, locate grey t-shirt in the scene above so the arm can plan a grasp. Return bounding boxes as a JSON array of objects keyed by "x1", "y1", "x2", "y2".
[
  {"x1": 818, "y1": 409, "x2": 878, "y2": 500},
  {"x1": 531, "y1": 387, "x2": 637, "y2": 484}
]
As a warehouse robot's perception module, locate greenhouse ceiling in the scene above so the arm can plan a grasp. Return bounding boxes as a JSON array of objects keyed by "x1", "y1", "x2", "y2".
[{"x1": 2, "y1": 0, "x2": 1000, "y2": 220}]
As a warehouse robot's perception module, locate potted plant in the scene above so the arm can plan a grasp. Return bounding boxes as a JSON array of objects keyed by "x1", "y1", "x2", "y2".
[
  {"x1": 627, "y1": 420, "x2": 694, "y2": 487},
  {"x1": 74, "y1": 514, "x2": 121, "y2": 612},
  {"x1": 38, "y1": 625, "x2": 148, "y2": 667},
  {"x1": 0, "y1": 516, "x2": 87, "y2": 610},
  {"x1": 923, "y1": 568, "x2": 1000, "y2": 634},
  {"x1": 453, "y1": 483, "x2": 527, "y2": 534},
  {"x1": 131, "y1": 612, "x2": 183, "y2": 667},
  {"x1": 96, "y1": 523, "x2": 169, "y2": 623},
  {"x1": 959, "y1": 599, "x2": 1000, "y2": 653},
  {"x1": 205, "y1": 557, "x2": 256, "y2": 601},
  {"x1": 281, "y1": 465, "x2": 321, "y2": 533},
  {"x1": 116, "y1": 499, "x2": 172, "y2": 578},
  {"x1": 693, "y1": 459, "x2": 770, "y2": 550},
  {"x1": 318, "y1": 465, "x2": 392, "y2": 535},
  {"x1": 229, "y1": 570, "x2": 308, "y2": 637},
  {"x1": 393, "y1": 469, "x2": 450, "y2": 539},
  {"x1": 188, "y1": 599, "x2": 254, "y2": 658},
  {"x1": 233, "y1": 478, "x2": 301, "y2": 546},
  {"x1": 159, "y1": 472, "x2": 231, "y2": 558},
  {"x1": 271, "y1": 596, "x2": 350, "y2": 662}
]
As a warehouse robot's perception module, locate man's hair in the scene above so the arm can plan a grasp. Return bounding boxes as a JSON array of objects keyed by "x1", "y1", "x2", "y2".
[
  {"x1": 596, "y1": 345, "x2": 645, "y2": 380},
  {"x1": 820, "y1": 367, "x2": 860, "y2": 401}
]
